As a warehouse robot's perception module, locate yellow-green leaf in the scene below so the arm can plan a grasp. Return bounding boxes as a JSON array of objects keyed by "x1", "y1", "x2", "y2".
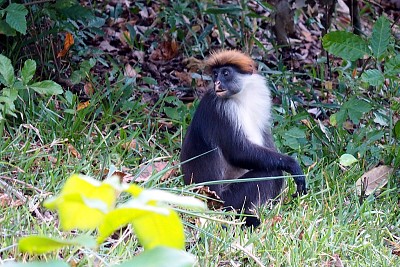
[
  {"x1": 132, "y1": 209, "x2": 184, "y2": 250},
  {"x1": 43, "y1": 174, "x2": 118, "y2": 230},
  {"x1": 339, "y1": 154, "x2": 358, "y2": 166},
  {"x1": 125, "y1": 183, "x2": 144, "y2": 197},
  {"x1": 97, "y1": 204, "x2": 170, "y2": 243},
  {"x1": 18, "y1": 235, "x2": 96, "y2": 254}
]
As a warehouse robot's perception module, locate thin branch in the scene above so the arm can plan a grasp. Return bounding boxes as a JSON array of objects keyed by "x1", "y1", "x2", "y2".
[{"x1": 23, "y1": 0, "x2": 56, "y2": 6}]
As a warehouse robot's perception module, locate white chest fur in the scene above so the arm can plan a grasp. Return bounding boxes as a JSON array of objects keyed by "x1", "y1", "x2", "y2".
[{"x1": 225, "y1": 74, "x2": 272, "y2": 146}]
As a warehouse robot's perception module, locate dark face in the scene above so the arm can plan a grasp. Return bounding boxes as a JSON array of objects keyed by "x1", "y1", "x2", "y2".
[{"x1": 212, "y1": 66, "x2": 243, "y2": 98}]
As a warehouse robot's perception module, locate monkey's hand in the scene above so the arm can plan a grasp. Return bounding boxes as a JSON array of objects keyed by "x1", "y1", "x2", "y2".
[
  {"x1": 286, "y1": 158, "x2": 307, "y2": 197},
  {"x1": 293, "y1": 175, "x2": 307, "y2": 197}
]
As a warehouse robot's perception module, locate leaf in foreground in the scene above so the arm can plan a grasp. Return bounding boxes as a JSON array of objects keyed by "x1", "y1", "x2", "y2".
[
  {"x1": 21, "y1": 59, "x2": 36, "y2": 85},
  {"x1": 97, "y1": 204, "x2": 170, "y2": 244},
  {"x1": 0, "y1": 54, "x2": 15, "y2": 86},
  {"x1": 2, "y1": 260, "x2": 68, "y2": 267},
  {"x1": 44, "y1": 174, "x2": 118, "y2": 230},
  {"x1": 19, "y1": 235, "x2": 96, "y2": 254},
  {"x1": 29, "y1": 80, "x2": 63, "y2": 95},
  {"x1": 132, "y1": 208, "x2": 185, "y2": 250},
  {"x1": 356, "y1": 165, "x2": 393, "y2": 196},
  {"x1": 339, "y1": 154, "x2": 358, "y2": 167},
  {"x1": 115, "y1": 246, "x2": 195, "y2": 267}
]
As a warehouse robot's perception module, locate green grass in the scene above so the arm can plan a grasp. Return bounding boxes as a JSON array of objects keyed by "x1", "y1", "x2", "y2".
[
  {"x1": 185, "y1": 161, "x2": 399, "y2": 266},
  {"x1": 1, "y1": 72, "x2": 399, "y2": 266}
]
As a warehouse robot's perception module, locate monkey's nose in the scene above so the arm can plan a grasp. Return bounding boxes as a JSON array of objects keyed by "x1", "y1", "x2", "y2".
[{"x1": 215, "y1": 80, "x2": 221, "y2": 91}]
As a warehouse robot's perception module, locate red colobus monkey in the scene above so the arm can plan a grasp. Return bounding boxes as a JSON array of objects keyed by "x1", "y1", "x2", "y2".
[{"x1": 180, "y1": 50, "x2": 307, "y2": 226}]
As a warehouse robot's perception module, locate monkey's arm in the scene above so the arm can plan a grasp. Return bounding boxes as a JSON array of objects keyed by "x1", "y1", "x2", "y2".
[{"x1": 221, "y1": 139, "x2": 307, "y2": 195}]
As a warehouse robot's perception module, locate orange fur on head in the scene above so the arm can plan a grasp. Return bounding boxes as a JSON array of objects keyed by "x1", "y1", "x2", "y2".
[{"x1": 204, "y1": 50, "x2": 256, "y2": 74}]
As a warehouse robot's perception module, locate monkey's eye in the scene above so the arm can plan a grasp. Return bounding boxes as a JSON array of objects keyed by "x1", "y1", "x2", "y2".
[
  {"x1": 213, "y1": 70, "x2": 218, "y2": 79},
  {"x1": 223, "y1": 69, "x2": 229, "y2": 76}
]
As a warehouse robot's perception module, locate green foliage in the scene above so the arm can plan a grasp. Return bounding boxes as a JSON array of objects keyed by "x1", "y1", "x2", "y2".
[
  {"x1": 0, "y1": 0, "x2": 104, "y2": 80},
  {"x1": 70, "y1": 58, "x2": 96, "y2": 85},
  {"x1": 281, "y1": 127, "x2": 307, "y2": 150},
  {"x1": 203, "y1": 1, "x2": 266, "y2": 52},
  {"x1": 360, "y1": 69, "x2": 384, "y2": 86},
  {"x1": 333, "y1": 98, "x2": 373, "y2": 125},
  {"x1": 395, "y1": 121, "x2": 400, "y2": 140},
  {"x1": 162, "y1": 96, "x2": 196, "y2": 127},
  {"x1": 370, "y1": 16, "x2": 391, "y2": 59},
  {"x1": 0, "y1": 53, "x2": 15, "y2": 85},
  {"x1": 322, "y1": 16, "x2": 392, "y2": 62},
  {"x1": 17, "y1": 173, "x2": 205, "y2": 266},
  {"x1": 323, "y1": 16, "x2": 398, "y2": 89},
  {"x1": 384, "y1": 54, "x2": 400, "y2": 78},
  {"x1": 0, "y1": 3, "x2": 28, "y2": 36},
  {"x1": 322, "y1": 31, "x2": 369, "y2": 61},
  {"x1": 0, "y1": 54, "x2": 62, "y2": 121},
  {"x1": 322, "y1": 15, "x2": 399, "y2": 131}
]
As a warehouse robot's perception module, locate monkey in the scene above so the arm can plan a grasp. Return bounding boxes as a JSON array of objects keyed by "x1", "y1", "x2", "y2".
[{"x1": 180, "y1": 50, "x2": 307, "y2": 227}]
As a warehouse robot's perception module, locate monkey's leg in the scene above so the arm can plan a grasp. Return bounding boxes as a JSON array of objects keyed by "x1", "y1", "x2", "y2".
[{"x1": 222, "y1": 170, "x2": 284, "y2": 227}]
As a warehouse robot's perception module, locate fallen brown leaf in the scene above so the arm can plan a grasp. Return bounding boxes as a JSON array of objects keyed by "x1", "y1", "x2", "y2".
[
  {"x1": 356, "y1": 165, "x2": 393, "y2": 196},
  {"x1": 136, "y1": 161, "x2": 175, "y2": 182},
  {"x1": 99, "y1": 40, "x2": 117, "y2": 52},
  {"x1": 84, "y1": 82, "x2": 94, "y2": 96},
  {"x1": 174, "y1": 71, "x2": 192, "y2": 86},
  {"x1": 47, "y1": 155, "x2": 57, "y2": 164},
  {"x1": 57, "y1": 32, "x2": 74, "y2": 58},
  {"x1": 333, "y1": 254, "x2": 344, "y2": 267},
  {"x1": 192, "y1": 186, "x2": 223, "y2": 209},
  {"x1": 67, "y1": 143, "x2": 81, "y2": 159},
  {"x1": 150, "y1": 40, "x2": 179, "y2": 61},
  {"x1": 183, "y1": 57, "x2": 204, "y2": 71},
  {"x1": 77, "y1": 101, "x2": 90, "y2": 111},
  {"x1": 385, "y1": 239, "x2": 400, "y2": 256},
  {"x1": 121, "y1": 139, "x2": 142, "y2": 152},
  {"x1": 0, "y1": 193, "x2": 24, "y2": 207},
  {"x1": 125, "y1": 64, "x2": 137, "y2": 77}
]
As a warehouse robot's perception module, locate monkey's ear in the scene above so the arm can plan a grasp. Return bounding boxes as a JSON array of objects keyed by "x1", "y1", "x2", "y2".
[{"x1": 204, "y1": 49, "x2": 256, "y2": 74}]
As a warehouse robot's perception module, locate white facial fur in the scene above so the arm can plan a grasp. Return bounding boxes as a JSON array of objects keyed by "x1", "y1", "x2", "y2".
[{"x1": 223, "y1": 73, "x2": 272, "y2": 146}]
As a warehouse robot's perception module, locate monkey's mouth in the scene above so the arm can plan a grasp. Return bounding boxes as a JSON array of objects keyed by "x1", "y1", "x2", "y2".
[{"x1": 215, "y1": 85, "x2": 227, "y2": 96}]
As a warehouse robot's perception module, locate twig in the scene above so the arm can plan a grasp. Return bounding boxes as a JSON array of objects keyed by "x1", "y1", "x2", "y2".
[
  {"x1": 231, "y1": 243, "x2": 268, "y2": 267},
  {"x1": 0, "y1": 179, "x2": 26, "y2": 202},
  {"x1": 23, "y1": 0, "x2": 56, "y2": 6},
  {"x1": 0, "y1": 178, "x2": 47, "y2": 221},
  {"x1": 0, "y1": 176, "x2": 47, "y2": 194}
]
